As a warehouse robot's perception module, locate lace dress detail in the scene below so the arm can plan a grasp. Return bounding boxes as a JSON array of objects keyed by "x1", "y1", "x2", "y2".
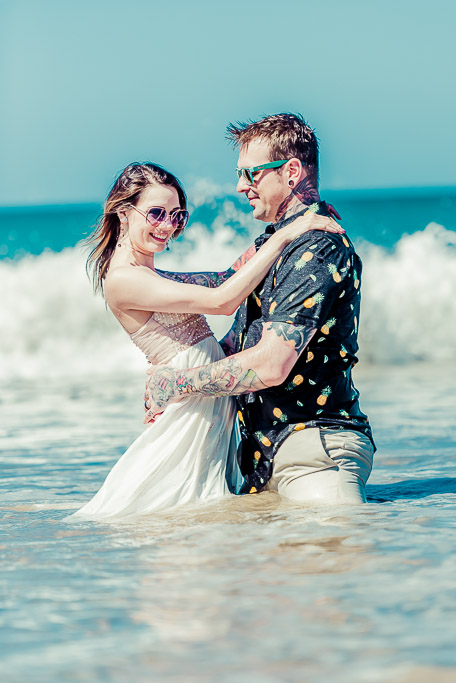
[{"x1": 129, "y1": 312, "x2": 213, "y2": 364}]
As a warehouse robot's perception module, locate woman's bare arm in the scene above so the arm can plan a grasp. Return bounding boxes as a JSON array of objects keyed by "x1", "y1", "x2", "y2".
[
  {"x1": 155, "y1": 244, "x2": 257, "y2": 288},
  {"x1": 105, "y1": 232, "x2": 290, "y2": 317},
  {"x1": 105, "y1": 213, "x2": 343, "y2": 317},
  {"x1": 155, "y1": 205, "x2": 342, "y2": 287}
]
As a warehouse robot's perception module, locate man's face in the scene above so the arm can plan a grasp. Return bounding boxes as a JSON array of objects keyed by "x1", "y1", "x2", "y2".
[{"x1": 236, "y1": 139, "x2": 290, "y2": 223}]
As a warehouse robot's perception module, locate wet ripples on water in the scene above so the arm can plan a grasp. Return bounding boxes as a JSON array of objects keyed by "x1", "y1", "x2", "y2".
[{"x1": 1, "y1": 365, "x2": 456, "y2": 682}]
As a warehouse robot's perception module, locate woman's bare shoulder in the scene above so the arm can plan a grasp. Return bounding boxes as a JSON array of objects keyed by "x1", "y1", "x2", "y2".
[{"x1": 104, "y1": 264, "x2": 160, "y2": 304}]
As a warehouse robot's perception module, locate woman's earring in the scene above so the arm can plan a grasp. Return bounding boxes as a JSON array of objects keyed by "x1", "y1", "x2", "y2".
[
  {"x1": 118, "y1": 217, "x2": 127, "y2": 247},
  {"x1": 166, "y1": 242, "x2": 170, "y2": 251},
  {"x1": 288, "y1": 180, "x2": 294, "y2": 187}
]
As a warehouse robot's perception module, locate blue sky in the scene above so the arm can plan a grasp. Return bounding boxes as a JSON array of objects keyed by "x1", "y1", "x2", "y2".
[{"x1": 1, "y1": 0, "x2": 455, "y2": 206}]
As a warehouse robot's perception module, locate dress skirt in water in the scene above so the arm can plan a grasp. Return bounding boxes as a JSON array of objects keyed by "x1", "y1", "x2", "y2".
[{"x1": 73, "y1": 336, "x2": 243, "y2": 520}]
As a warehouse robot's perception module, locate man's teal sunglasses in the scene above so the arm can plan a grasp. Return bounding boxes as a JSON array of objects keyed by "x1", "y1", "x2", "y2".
[{"x1": 235, "y1": 159, "x2": 289, "y2": 185}]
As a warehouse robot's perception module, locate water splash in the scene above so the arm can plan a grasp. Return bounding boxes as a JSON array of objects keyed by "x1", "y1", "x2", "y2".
[{"x1": 1, "y1": 223, "x2": 455, "y2": 379}]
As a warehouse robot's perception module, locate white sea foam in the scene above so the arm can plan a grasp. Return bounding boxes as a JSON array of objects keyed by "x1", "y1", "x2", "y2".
[
  {"x1": 187, "y1": 178, "x2": 236, "y2": 208},
  {"x1": 358, "y1": 222, "x2": 456, "y2": 364},
  {"x1": 0, "y1": 217, "x2": 249, "y2": 381},
  {"x1": 1, "y1": 222, "x2": 455, "y2": 379}
]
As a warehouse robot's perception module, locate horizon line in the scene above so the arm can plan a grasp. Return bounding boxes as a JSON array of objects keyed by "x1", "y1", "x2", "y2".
[{"x1": 1, "y1": 184, "x2": 456, "y2": 211}]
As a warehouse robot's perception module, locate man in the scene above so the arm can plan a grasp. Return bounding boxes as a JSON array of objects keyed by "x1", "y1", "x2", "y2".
[{"x1": 146, "y1": 113, "x2": 375, "y2": 504}]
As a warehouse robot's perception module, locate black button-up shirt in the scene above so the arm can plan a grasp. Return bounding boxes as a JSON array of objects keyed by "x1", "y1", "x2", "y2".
[{"x1": 234, "y1": 203, "x2": 375, "y2": 493}]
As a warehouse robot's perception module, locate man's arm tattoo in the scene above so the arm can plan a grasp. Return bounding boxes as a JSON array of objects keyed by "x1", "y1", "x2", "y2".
[
  {"x1": 191, "y1": 357, "x2": 267, "y2": 396},
  {"x1": 148, "y1": 323, "x2": 315, "y2": 409},
  {"x1": 193, "y1": 357, "x2": 267, "y2": 396},
  {"x1": 264, "y1": 321, "x2": 316, "y2": 355},
  {"x1": 149, "y1": 357, "x2": 268, "y2": 408},
  {"x1": 149, "y1": 366, "x2": 184, "y2": 407}
]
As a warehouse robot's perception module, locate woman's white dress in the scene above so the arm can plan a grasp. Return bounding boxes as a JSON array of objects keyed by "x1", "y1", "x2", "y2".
[{"x1": 73, "y1": 312, "x2": 243, "y2": 520}]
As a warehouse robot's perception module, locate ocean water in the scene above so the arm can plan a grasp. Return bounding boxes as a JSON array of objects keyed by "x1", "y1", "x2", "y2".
[{"x1": 1, "y1": 187, "x2": 456, "y2": 682}]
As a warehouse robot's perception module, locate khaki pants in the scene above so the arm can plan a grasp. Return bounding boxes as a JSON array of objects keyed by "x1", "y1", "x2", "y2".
[{"x1": 266, "y1": 428, "x2": 374, "y2": 504}]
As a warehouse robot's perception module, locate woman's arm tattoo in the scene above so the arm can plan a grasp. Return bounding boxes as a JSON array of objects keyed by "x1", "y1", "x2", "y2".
[
  {"x1": 155, "y1": 269, "x2": 231, "y2": 288},
  {"x1": 230, "y1": 244, "x2": 257, "y2": 271},
  {"x1": 155, "y1": 244, "x2": 257, "y2": 288}
]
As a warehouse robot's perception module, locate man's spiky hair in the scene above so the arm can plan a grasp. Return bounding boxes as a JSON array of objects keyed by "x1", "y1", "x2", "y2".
[{"x1": 226, "y1": 113, "x2": 319, "y2": 185}]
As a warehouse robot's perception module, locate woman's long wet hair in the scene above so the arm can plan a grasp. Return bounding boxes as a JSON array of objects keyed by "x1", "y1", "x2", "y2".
[{"x1": 86, "y1": 162, "x2": 187, "y2": 294}]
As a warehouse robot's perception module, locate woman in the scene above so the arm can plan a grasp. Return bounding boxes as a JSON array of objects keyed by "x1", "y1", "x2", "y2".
[{"x1": 73, "y1": 163, "x2": 341, "y2": 519}]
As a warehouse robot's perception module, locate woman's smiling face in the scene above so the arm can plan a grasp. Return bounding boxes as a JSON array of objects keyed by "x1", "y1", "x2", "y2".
[{"x1": 125, "y1": 183, "x2": 182, "y2": 254}]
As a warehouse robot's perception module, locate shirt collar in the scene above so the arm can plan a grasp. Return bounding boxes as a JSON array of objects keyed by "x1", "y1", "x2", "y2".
[{"x1": 255, "y1": 201, "x2": 330, "y2": 249}]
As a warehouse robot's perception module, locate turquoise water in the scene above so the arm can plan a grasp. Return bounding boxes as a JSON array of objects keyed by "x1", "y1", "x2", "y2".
[
  {"x1": 1, "y1": 366, "x2": 455, "y2": 682},
  {"x1": 1, "y1": 187, "x2": 456, "y2": 259},
  {"x1": 1, "y1": 188, "x2": 456, "y2": 681}
]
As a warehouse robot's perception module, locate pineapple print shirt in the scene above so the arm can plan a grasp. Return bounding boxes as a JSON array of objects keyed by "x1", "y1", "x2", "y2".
[{"x1": 234, "y1": 202, "x2": 375, "y2": 493}]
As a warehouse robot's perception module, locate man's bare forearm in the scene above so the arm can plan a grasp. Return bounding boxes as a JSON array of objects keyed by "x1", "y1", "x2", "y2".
[
  {"x1": 145, "y1": 321, "x2": 314, "y2": 420},
  {"x1": 148, "y1": 354, "x2": 269, "y2": 411}
]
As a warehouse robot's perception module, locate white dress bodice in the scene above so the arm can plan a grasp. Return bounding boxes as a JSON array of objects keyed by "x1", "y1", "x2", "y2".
[{"x1": 129, "y1": 312, "x2": 213, "y2": 364}]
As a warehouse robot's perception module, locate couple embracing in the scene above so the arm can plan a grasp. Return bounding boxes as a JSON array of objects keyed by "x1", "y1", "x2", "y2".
[{"x1": 74, "y1": 113, "x2": 375, "y2": 520}]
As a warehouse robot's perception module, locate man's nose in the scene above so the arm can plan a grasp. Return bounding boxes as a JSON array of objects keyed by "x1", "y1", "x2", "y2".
[{"x1": 236, "y1": 175, "x2": 250, "y2": 193}]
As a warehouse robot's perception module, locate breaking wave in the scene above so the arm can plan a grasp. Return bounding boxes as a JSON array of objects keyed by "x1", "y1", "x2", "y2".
[{"x1": 1, "y1": 222, "x2": 455, "y2": 379}]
